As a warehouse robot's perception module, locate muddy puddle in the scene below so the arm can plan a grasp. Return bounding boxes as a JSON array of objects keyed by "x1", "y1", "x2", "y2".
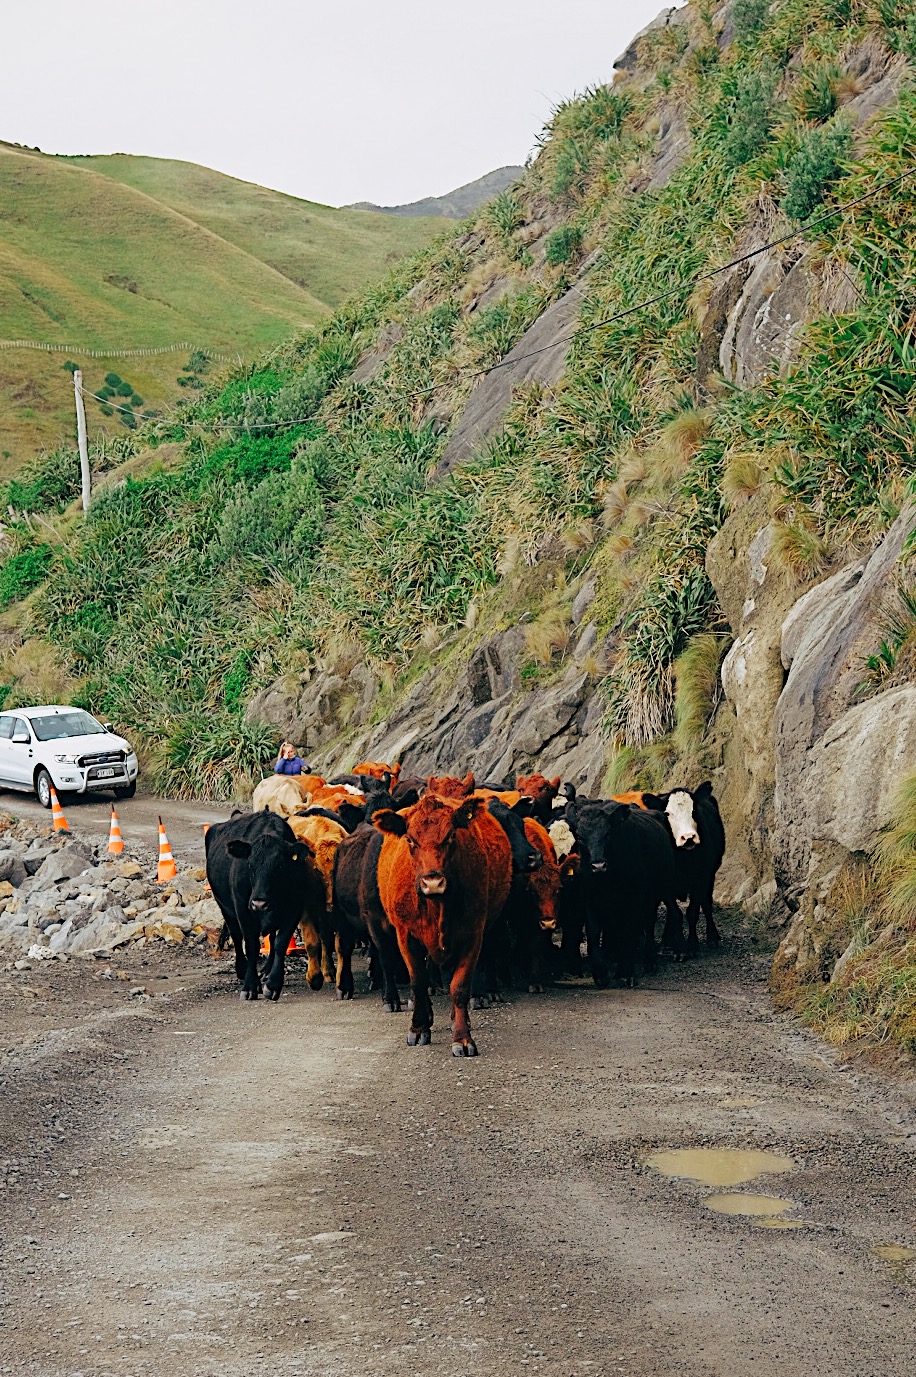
[
  {"x1": 871, "y1": 1244, "x2": 916, "y2": 1264},
  {"x1": 646, "y1": 1147, "x2": 795, "y2": 1188},
  {"x1": 647, "y1": 1148, "x2": 802, "y2": 1228}
]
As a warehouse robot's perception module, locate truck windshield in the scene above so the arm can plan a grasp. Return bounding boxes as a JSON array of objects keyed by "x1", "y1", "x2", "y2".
[{"x1": 28, "y1": 712, "x2": 107, "y2": 742}]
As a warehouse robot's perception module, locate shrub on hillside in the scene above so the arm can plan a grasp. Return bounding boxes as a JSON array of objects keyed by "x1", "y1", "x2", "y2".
[
  {"x1": 781, "y1": 120, "x2": 851, "y2": 220},
  {"x1": 545, "y1": 225, "x2": 584, "y2": 266},
  {"x1": 731, "y1": 0, "x2": 770, "y2": 40},
  {"x1": 63, "y1": 360, "x2": 78, "y2": 376},
  {"x1": 6, "y1": 448, "x2": 81, "y2": 512},
  {"x1": 116, "y1": 381, "x2": 134, "y2": 397},
  {"x1": 713, "y1": 65, "x2": 779, "y2": 167},
  {"x1": 130, "y1": 393, "x2": 143, "y2": 408},
  {"x1": 0, "y1": 544, "x2": 52, "y2": 607},
  {"x1": 104, "y1": 373, "x2": 122, "y2": 389}
]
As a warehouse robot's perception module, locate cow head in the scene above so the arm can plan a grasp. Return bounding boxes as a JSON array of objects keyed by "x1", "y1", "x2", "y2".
[
  {"x1": 227, "y1": 832, "x2": 313, "y2": 929},
  {"x1": 644, "y1": 788, "x2": 701, "y2": 849},
  {"x1": 487, "y1": 798, "x2": 542, "y2": 873},
  {"x1": 374, "y1": 795, "x2": 484, "y2": 897},
  {"x1": 570, "y1": 800, "x2": 632, "y2": 875},
  {"x1": 516, "y1": 773, "x2": 561, "y2": 822},
  {"x1": 426, "y1": 771, "x2": 475, "y2": 800}
]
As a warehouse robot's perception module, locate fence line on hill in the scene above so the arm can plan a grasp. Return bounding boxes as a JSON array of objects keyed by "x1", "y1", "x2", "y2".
[{"x1": 0, "y1": 339, "x2": 237, "y2": 363}]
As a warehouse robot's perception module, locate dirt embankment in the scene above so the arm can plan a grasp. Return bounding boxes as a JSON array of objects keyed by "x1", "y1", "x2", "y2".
[{"x1": 1, "y1": 926, "x2": 914, "y2": 1377}]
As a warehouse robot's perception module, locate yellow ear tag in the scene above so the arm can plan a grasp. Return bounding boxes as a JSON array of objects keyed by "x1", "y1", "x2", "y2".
[{"x1": 290, "y1": 851, "x2": 299, "y2": 861}]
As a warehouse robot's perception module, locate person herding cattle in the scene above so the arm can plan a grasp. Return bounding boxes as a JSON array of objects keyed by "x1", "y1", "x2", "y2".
[{"x1": 274, "y1": 740, "x2": 310, "y2": 775}]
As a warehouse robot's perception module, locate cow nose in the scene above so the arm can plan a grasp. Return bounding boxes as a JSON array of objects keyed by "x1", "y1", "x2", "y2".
[
  {"x1": 679, "y1": 835, "x2": 699, "y2": 849},
  {"x1": 527, "y1": 853, "x2": 542, "y2": 871},
  {"x1": 590, "y1": 860, "x2": 607, "y2": 874},
  {"x1": 419, "y1": 873, "x2": 446, "y2": 896},
  {"x1": 249, "y1": 898, "x2": 268, "y2": 912},
  {"x1": 539, "y1": 917, "x2": 557, "y2": 931}
]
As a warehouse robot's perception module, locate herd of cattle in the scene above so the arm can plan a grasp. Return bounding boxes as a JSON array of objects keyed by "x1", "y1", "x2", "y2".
[{"x1": 204, "y1": 763, "x2": 726, "y2": 1057}]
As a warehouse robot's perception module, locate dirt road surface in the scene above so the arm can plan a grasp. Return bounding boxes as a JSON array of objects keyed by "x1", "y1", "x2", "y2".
[
  {"x1": 1, "y1": 931, "x2": 913, "y2": 1377},
  {"x1": 0, "y1": 787, "x2": 234, "y2": 866}
]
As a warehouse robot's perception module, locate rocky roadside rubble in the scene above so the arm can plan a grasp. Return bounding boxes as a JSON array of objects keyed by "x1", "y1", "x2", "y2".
[{"x1": 0, "y1": 812, "x2": 223, "y2": 967}]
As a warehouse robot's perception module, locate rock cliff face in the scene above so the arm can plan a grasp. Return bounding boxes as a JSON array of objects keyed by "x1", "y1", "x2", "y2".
[{"x1": 244, "y1": 3, "x2": 914, "y2": 989}]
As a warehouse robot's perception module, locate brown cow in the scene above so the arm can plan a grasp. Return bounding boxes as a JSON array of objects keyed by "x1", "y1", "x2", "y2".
[
  {"x1": 309, "y1": 783, "x2": 367, "y2": 813},
  {"x1": 427, "y1": 773, "x2": 523, "y2": 809},
  {"x1": 516, "y1": 773, "x2": 562, "y2": 823},
  {"x1": 508, "y1": 818, "x2": 563, "y2": 992},
  {"x1": 611, "y1": 790, "x2": 650, "y2": 809},
  {"x1": 374, "y1": 795, "x2": 511, "y2": 1056},
  {"x1": 354, "y1": 760, "x2": 401, "y2": 783},
  {"x1": 289, "y1": 810, "x2": 347, "y2": 983}
]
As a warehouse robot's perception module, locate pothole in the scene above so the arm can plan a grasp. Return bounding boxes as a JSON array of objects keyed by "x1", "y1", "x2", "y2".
[
  {"x1": 645, "y1": 1147, "x2": 795, "y2": 1188},
  {"x1": 646, "y1": 1148, "x2": 803, "y2": 1229}
]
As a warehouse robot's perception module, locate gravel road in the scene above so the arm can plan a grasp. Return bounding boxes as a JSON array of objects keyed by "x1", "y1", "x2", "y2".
[
  {"x1": 0, "y1": 787, "x2": 235, "y2": 866},
  {"x1": 0, "y1": 929, "x2": 913, "y2": 1377}
]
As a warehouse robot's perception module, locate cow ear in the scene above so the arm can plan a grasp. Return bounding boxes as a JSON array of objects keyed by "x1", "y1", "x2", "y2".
[
  {"x1": 374, "y1": 809, "x2": 407, "y2": 837},
  {"x1": 605, "y1": 801, "x2": 631, "y2": 826},
  {"x1": 454, "y1": 796, "x2": 485, "y2": 829},
  {"x1": 696, "y1": 780, "x2": 713, "y2": 798},
  {"x1": 511, "y1": 796, "x2": 533, "y2": 817},
  {"x1": 642, "y1": 792, "x2": 664, "y2": 811},
  {"x1": 287, "y1": 839, "x2": 312, "y2": 860},
  {"x1": 227, "y1": 839, "x2": 252, "y2": 858},
  {"x1": 563, "y1": 852, "x2": 581, "y2": 876},
  {"x1": 461, "y1": 771, "x2": 475, "y2": 794},
  {"x1": 549, "y1": 776, "x2": 561, "y2": 792},
  {"x1": 566, "y1": 799, "x2": 578, "y2": 830}
]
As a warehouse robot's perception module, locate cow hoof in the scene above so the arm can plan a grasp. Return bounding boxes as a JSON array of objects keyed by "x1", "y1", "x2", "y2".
[
  {"x1": 528, "y1": 983, "x2": 544, "y2": 994},
  {"x1": 265, "y1": 987, "x2": 281, "y2": 1002},
  {"x1": 407, "y1": 1029, "x2": 431, "y2": 1047},
  {"x1": 382, "y1": 1001, "x2": 402, "y2": 1014},
  {"x1": 452, "y1": 1040, "x2": 478, "y2": 1058},
  {"x1": 470, "y1": 994, "x2": 494, "y2": 1011},
  {"x1": 240, "y1": 989, "x2": 258, "y2": 1001},
  {"x1": 708, "y1": 932, "x2": 722, "y2": 946},
  {"x1": 308, "y1": 973, "x2": 325, "y2": 991},
  {"x1": 406, "y1": 997, "x2": 415, "y2": 1012},
  {"x1": 335, "y1": 988, "x2": 353, "y2": 1001}
]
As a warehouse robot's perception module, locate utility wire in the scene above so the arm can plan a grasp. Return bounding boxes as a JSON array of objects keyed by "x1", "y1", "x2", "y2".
[{"x1": 77, "y1": 163, "x2": 916, "y2": 442}]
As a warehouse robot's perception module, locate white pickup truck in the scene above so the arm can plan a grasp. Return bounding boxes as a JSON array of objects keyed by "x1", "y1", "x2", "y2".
[{"x1": 0, "y1": 705, "x2": 139, "y2": 807}]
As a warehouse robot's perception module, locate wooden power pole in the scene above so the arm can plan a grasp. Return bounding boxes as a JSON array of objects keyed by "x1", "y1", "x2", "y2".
[{"x1": 73, "y1": 369, "x2": 91, "y2": 514}]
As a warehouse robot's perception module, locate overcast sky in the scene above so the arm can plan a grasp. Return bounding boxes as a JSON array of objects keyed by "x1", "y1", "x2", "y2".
[{"x1": 2, "y1": 0, "x2": 678, "y2": 208}]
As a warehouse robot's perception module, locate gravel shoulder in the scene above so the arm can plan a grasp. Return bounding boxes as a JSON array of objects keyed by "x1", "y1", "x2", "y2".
[{"x1": 0, "y1": 930, "x2": 914, "y2": 1377}]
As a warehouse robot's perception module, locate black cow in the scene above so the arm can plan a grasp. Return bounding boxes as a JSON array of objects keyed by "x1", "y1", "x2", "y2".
[
  {"x1": 642, "y1": 782, "x2": 726, "y2": 953},
  {"x1": 205, "y1": 811, "x2": 324, "y2": 1001},
  {"x1": 568, "y1": 800, "x2": 680, "y2": 987},
  {"x1": 331, "y1": 823, "x2": 407, "y2": 1011},
  {"x1": 471, "y1": 797, "x2": 542, "y2": 1006}
]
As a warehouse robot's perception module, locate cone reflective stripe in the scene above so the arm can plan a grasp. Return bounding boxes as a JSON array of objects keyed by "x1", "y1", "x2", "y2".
[
  {"x1": 156, "y1": 816, "x2": 178, "y2": 883},
  {"x1": 49, "y1": 787, "x2": 70, "y2": 833},
  {"x1": 108, "y1": 806, "x2": 124, "y2": 855}
]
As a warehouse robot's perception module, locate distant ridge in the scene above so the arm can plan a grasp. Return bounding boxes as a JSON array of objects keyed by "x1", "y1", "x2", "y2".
[{"x1": 350, "y1": 165, "x2": 525, "y2": 219}]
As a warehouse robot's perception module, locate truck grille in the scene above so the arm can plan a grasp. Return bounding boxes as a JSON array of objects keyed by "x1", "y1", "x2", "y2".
[{"x1": 78, "y1": 750, "x2": 125, "y2": 768}]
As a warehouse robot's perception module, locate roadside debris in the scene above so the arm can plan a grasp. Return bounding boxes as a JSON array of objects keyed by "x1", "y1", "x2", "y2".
[{"x1": 0, "y1": 812, "x2": 221, "y2": 963}]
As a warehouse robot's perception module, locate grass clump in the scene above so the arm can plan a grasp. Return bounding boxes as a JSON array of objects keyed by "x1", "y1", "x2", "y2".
[
  {"x1": 673, "y1": 632, "x2": 726, "y2": 753},
  {"x1": 0, "y1": 543, "x2": 53, "y2": 607},
  {"x1": 860, "y1": 578, "x2": 916, "y2": 693},
  {"x1": 781, "y1": 119, "x2": 851, "y2": 220},
  {"x1": 771, "y1": 521, "x2": 830, "y2": 582},
  {"x1": 545, "y1": 225, "x2": 584, "y2": 267}
]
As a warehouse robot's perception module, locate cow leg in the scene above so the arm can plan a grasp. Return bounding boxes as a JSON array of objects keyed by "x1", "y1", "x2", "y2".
[
  {"x1": 470, "y1": 921, "x2": 503, "y2": 1009},
  {"x1": 559, "y1": 918, "x2": 585, "y2": 977},
  {"x1": 449, "y1": 952, "x2": 482, "y2": 1057},
  {"x1": 263, "y1": 915, "x2": 299, "y2": 1000},
  {"x1": 704, "y1": 889, "x2": 721, "y2": 945},
  {"x1": 584, "y1": 902, "x2": 610, "y2": 989},
  {"x1": 642, "y1": 902, "x2": 659, "y2": 975},
  {"x1": 335, "y1": 929, "x2": 355, "y2": 1001},
  {"x1": 685, "y1": 895, "x2": 701, "y2": 955},
  {"x1": 661, "y1": 897, "x2": 686, "y2": 959},
  {"x1": 400, "y1": 934, "x2": 433, "y2": 1046},
  {"x1": 240, "y1": 916, "x2": 262, "y2": 1000},
  {"x1": 299, "y1": 917, "x2": 325, "y2": 991},
  {"x1": 320, "y1": 913, "x2": 336, "y2": 982},
  {"x1": 216, "y1": 902, "x2": 247, "y2": 984},
  {"x1": 367, "y1": 923, "x2": 403, "y2": 1012}
]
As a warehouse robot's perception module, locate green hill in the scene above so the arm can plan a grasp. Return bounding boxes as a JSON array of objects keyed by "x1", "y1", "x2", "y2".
[{"x1": 0, "y1": 145, "x2": 446, "y2": 465}]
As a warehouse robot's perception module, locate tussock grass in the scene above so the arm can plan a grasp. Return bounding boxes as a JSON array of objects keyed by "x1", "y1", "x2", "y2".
[
  {"x1": 771, "y1": 522, "x2": 830, "y2": 581},
  {"x1": 524, "y1": 609, "x2": 573, "y2": 666},
  {"x1": 673, "y1": 632, "x2": 726, "y2": 753},
  {"x1": 722, "y1": 451, "x2": 765, "y2": 507}
]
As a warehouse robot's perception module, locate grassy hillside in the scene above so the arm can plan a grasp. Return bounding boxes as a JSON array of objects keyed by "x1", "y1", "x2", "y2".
[
  {"x1": 4, "y1": 0, "x2": 914, "y2": 783},
  {"x1": 0, "y1": 145, "x2": 446, "y2": 466},
  {"x1": 58, "y1": 154, "x2": 447, "y2": 307}
]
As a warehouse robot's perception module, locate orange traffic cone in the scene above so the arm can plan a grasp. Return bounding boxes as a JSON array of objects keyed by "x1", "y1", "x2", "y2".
[
  {"x1": 49, "y1": 787, "x2": 70, "y2": 834},
  {"x1": 156, "y1": 817, "x2": 177, "y2": 883},
  {"x1": 108, "y1": 806, "x2": 124, "y2": 855}
]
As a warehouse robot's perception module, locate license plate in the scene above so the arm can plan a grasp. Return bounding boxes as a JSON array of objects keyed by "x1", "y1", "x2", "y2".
[{"x1": 95, "y1": 767, "x2": 115, "y2": 778}]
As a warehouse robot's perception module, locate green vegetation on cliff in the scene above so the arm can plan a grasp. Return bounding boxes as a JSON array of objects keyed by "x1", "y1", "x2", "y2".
[{"x1": 1, "y1": 0, "x2": 914, "y2": 831}]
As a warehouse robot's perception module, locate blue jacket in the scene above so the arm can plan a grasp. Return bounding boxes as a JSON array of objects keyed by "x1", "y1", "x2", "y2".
[{"x1": 274, "y1": 756, "x2": 305, "y2": 775}]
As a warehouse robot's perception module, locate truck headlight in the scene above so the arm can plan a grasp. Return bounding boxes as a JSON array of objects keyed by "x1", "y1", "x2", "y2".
[{"x1": 54, "y1": 753, "x2": 82, "y2": 764}]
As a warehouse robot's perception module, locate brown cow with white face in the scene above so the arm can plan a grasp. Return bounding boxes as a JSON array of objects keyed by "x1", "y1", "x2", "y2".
[{"x1": 374, "y1": 794, "x2": 511, "y2": 1056}]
